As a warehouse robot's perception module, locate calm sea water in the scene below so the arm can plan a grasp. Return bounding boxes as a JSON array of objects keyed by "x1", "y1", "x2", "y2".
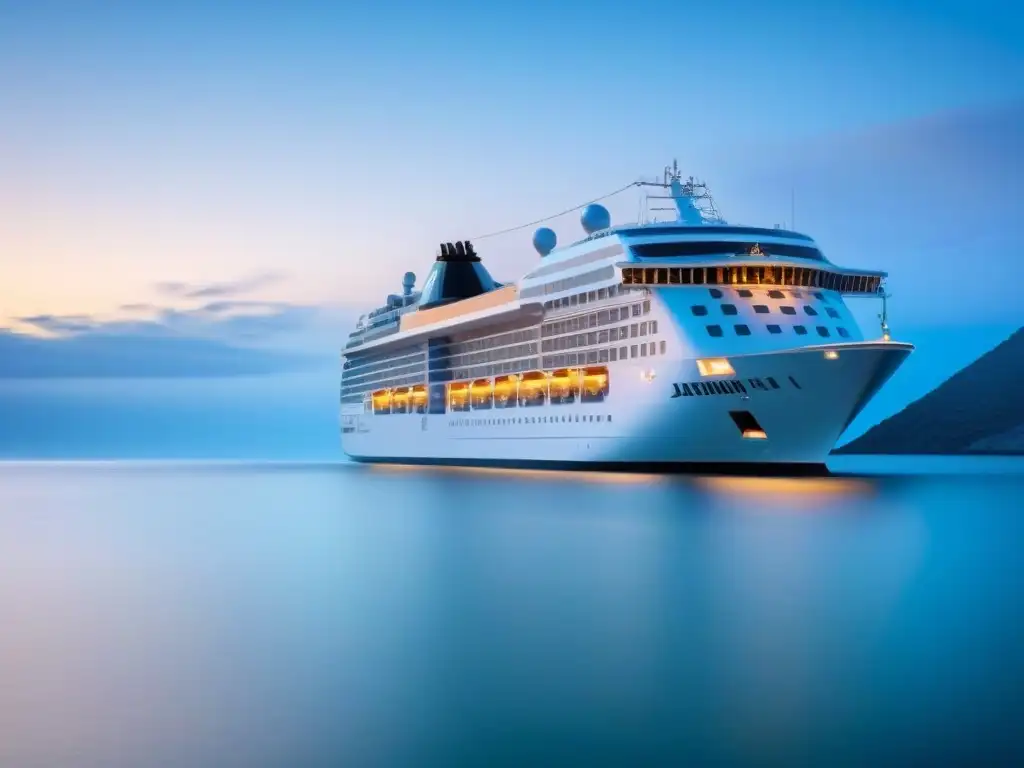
[{"x1": 1, "y1": 457, "x2": 1022, "y2": 767}]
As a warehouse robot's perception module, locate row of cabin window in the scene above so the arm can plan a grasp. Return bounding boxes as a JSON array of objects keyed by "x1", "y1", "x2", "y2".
[
  {"x1": 341, "y1": 373, "x2": 424, "y2": 402},
  {"x1": 542, "y1": 320, "x2": 659, "y2": 353},
  {"x1": 705, "y1": 324, "x2": 850, "y2": 339},
  {"x1": 692, "y1": 303, "x2": 842, "y2": 318},
  {"x1": 343, "y1": 347, "x2": 423, "y2": 374},
  {"x1": 434, "y1": 326, "x2": 538, "y2": 357},
  {"x1": 540, "y1": 282, "x2": 645, "y2": 310},
  {"x1": 346, "y1": 289, "x2": 647, "y2": 380},
  {"x1": 344, "y1": 324, "x2": 539, "y2": 378},
  {"x1": 392, "y1": 301, "x2": 653, "y2": 375},
  {"x1": 541, "y1": 300, "x2": 651, "y2": 337},
  {"x1": 444, "y1": 357, "x2": 541, "y2": 382},
  {"x1": 519, "y1": 264, "x2": 617, "y2": 298},
  {"x1": 622, "y1": 266, "x2": 881, "y2": 294},
  {"x1": 450, "y1": 414, "x2": 612, "y2": 427},
  {"x1": 344, "y1": 322, "x2": 401, "y2": 350},
  {"x1": 356, "y1": 336, "x2": 671, "y2": 394},
  {"x1": 441, "y1": 341, "x2": 539, "y2": 370},
  {"x1": 342, "y1": 360, "x2": 426, "y2": 391},
  {"x1": 707, "y1": 287, "x2": 829, "y2": 303},
  {"x1": 543, "y1": 340, "x2": 666, "y2": 369}
]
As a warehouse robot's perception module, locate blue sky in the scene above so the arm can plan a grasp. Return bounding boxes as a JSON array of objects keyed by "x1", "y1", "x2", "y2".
[{"x1": 0, "y1": 0, "x2": 1021, "y2": 456}]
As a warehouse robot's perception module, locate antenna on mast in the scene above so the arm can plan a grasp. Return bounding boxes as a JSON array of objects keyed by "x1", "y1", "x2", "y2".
[{"x1": 637, "y1": 161, "x2": 724, "y2": 225}]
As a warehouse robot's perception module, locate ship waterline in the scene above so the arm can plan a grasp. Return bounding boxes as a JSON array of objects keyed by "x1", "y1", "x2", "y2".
[{"x1": 340, "y1": 164, "x2": 911, "y2": 472}]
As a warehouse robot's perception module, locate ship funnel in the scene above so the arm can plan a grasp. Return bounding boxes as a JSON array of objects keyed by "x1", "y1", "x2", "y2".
[{"x1": 418, "y1": 240, "x2": 498, "y2": 310}]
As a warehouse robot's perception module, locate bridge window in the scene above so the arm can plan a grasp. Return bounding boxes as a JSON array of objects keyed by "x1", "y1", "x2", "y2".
[{"x1": 631, "y1": 241, "x2": 825, "y2": 261}]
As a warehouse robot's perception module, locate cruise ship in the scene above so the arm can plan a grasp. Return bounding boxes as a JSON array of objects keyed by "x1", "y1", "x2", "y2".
[{"x1": 340, "y1": 163, "x2": 912, "y2": 474}]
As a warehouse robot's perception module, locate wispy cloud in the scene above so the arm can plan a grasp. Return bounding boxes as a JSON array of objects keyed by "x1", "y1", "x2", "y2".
[
  {"x1": 16, "y1": 314, "x2": 98, "y2": 335},
  {"x1": 154, "y1": 272, "x2": 288, "y2": 300},
  {"x1": 16, "y1": 300, "x2": 319, "y2": 342}
]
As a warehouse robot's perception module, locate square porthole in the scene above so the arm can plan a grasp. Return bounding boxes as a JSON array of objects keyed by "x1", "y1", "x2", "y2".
[
  {"x1": 730, "y1": 410, "x2": 767, "y2": 440},
  {"x1": 768, "y1": 290, "x2": 785, "y2": 299},
  {"x1": 804, "y1": 306, "x2": 818, "y2": 316},
  {"x1": 827, "y1": 308, "x2": 840, "y2": 318},
  {"x1": 737, "y1": 289, "x2": 753, "y2": 298},
  {"x1": 734, "y1": 324, "x2": 751, "y2": 336},
  {"x1": 753, "y1": 305, "x2": 769, "y2": 314},
  {"x1": 707, "y1": 325, "x2": 724, "y2": 337},
  {"x1": 780, "y1": 306, "x2": 796, "y2": 315},
  {"x1": 692, "y1": 305, "x2": 708, "y2": 316},
  {"x1": 722, "y1": 304, "x2": 738, "y2": 316},
  {"x1": 837, "y1": 327, "x2": 850, "y2": 338},
  {"x1": 766, "y1": 324, "x2": 782, "y2": 334},
  {"x1": 816, "y1": 326, "x2": 830, "y2": 337},
  {"x1": 794, "y1": 325, "x2": 808, "y2": 335},
  {"x1": 709, "y1": 288, "x2": 723, "y2": 299}
]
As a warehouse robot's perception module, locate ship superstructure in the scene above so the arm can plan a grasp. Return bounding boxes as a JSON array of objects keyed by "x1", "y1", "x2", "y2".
[{"x1": 340, "y1": 163, "x2": 912, "y2": 473}]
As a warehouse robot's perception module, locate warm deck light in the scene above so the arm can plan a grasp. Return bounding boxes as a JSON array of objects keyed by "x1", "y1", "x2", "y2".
[
  {"x1": 697, "y1": 358, "x2": 735, "y2": 377},
  {"x1": 742, "y1": 429, "x2": 768, "y2": 440},
  {"x1": 824, "y1": 350, "x2": 839, "y2": 360}
]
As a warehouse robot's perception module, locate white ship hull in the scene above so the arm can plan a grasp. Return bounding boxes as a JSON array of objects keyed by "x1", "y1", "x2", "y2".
[{"x1": 342, "y1": 342, "x2": 910, "y2": 473}]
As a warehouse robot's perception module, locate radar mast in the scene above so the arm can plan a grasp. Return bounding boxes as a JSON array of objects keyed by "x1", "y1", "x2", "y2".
[{"x1": 637, "y1": 159, "x2": 724, "y2": 225}]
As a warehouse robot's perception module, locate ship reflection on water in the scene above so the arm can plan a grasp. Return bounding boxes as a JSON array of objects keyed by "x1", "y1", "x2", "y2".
[
  {"x1": 0, "y1": 459, "x2": 1021, "y2": 766},
  {"x1": 369, "y1": 460, "x2": 875, "y2": 499}
]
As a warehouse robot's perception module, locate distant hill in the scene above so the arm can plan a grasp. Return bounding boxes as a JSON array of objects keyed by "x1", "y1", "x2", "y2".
[{"x1": 834, "y1": 328, "x2": 1024, "y2": 455}]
